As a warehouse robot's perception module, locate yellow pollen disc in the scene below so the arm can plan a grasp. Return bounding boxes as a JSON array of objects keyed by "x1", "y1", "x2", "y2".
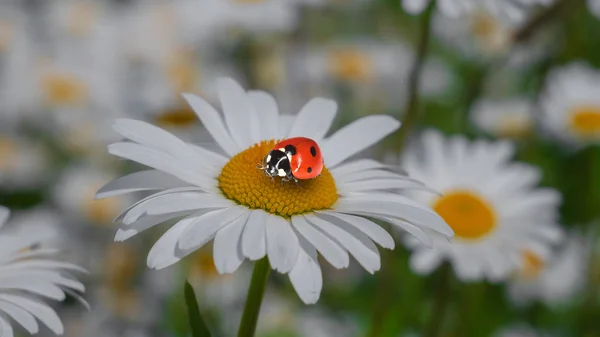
[
  {"x1": 569, "y1": 106, "x2": 600, "y2": 137},
  {"x1": 42, "y1": 74, "x2": 88, "y2": 107},
  {"x1": 155, "y1": 106, "x2": 198, "y2": 128},
  {"x1": 189, "y1": 248, "x2": 220, "y2": 280},
  {"x1": 218, "y1": 140, "x2": 338, "y2": 218},
  {"x1": 328, "y1": 49, "x2": 372, "y2": 83},
  {"x1": 0, "y1": 137, "x2": 18, "y2": 171},
  {"x1": 83, "y1": 186, "x2": 122, "y2": 225},
  {"x1": 433, "y1": 190, "x2": 496, "y2": 240},
  {"x1": 519, "y1": 250, "x2": 544, "y2": 280}
]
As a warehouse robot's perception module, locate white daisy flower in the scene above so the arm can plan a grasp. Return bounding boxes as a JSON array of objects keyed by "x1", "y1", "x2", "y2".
[
  {"x1": 539, "y1": 62, "x2": 600, "y2": 147},
  {"x1": 96, "y1": 77, "x2": 453, "y2": 304},
  {"x1": 588, "y1": 0, "x2": 600, "y2": 19},
  {"x1": 0, "y1": 205, "x2": 87, "y2": 337},
  {"x1": 507, "y1": 233, "x2": 589, "y2": 306},
  {"x1": 470, "y1": 97, "x2": 534, "y2": 139},
  {"x1": 400, "y1": 129, "x2": 562, "y2": 281},
  {"x1": 54, "y1": 165, "x2": 132, "y2": 227},
  {"x1": 402, "y1": 0, "x2": 553, "y2": 21}
]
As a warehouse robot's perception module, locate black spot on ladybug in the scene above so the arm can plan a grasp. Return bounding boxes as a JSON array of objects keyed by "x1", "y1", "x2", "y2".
[
  {"x1": 310, "y1": 146, "x2": 317, "y2": 157},
  {"x1": 285, "y1": 145, "x2": 297, "y2": 155},
  {"x1": 307, "y1": 167, "x2": 312, "y2": 173}
]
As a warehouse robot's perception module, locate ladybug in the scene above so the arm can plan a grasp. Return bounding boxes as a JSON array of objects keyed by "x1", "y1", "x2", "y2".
[{"x1": 261, "y1": 137, "x2": 324, "y2": 184}]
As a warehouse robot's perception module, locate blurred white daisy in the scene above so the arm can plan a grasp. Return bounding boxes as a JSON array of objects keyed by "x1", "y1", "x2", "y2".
[
  {"x1": 402, "y1": 0, "x2": 552, "y2": 21},
  {"x1": 96, "y1": 77, "x2": 452, "y2": 304},
  {"x1": 296, "y1": 40, "x2": 453, "y2": 108},
  {"x1": 470, "y1": 97, "x2": 534, "y2": 139},
  {"x1": 539, "y1": 62, "x2": 600, "y2": 147},
  {"x1": 507, "y1": 233, "x2": 589, "y2": 306},
  {"x1": 54, "y1": 164, "x2": 132, "y2": 227},
  {"x1": 494, "y1": 323, "x2": 552, "y2": 337},
  {"x1": 588, "y1": 0, "x2": 600, "y2": 19},
  {"x1": 400, "y1": 130, "x2": 562, "y2": 281},
  {"x1": 0, "y1": 205, "x2": 87, "y2": 337},
  {"x1": 0, "y1": 133, "x2": 51, "y2": 190}
]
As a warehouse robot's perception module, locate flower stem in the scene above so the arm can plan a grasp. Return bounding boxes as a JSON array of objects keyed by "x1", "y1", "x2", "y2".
[
  {"x1": 237, "y1": 257, "x2": 271, "y2": 337},
  {"x1": 424, "y1": 263, "x2": 452, "y2": 337},
  {"x1": 513, "y1": 0, "x2": 584, "y2": 43},
  {"x1": 395, "y1": 0, "x2": 436, "y2": 151}
]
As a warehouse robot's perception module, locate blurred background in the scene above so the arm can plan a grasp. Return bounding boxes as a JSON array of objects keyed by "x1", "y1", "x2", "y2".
[{"x1": 1, "y1": 0, "x2": 600, "y2": 336}]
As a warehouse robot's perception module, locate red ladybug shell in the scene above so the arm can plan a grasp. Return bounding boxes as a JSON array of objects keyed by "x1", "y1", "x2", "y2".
[{"x1": 274, "y1": 137, "x2": 323, "y2": 180}]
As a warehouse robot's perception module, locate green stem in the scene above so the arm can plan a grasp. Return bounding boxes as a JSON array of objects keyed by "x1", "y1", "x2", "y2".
[
  {"x1": 237, "y1": 257, "x2": 271, "y2": 337},
  {"x1": 424, "y1": 263, "x2": 452, "y2": 337},
  {"x1": 395, "y1": 0, "x2": 436, "y2": 151}
]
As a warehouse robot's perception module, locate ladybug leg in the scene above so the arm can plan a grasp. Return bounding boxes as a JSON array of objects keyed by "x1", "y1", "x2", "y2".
[{"x1": 293, "y1": 177, "x2": 302, "y2": 188}]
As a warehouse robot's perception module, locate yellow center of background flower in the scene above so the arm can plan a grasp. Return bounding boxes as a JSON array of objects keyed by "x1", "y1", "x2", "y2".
[
  {"x1": 570, "y1": 106, "x2": 600, "y2": 137},
  {"x1": 329, "y1": 49, "x2": 372, "y2": 82},
  {"x1": 497, "y1": 116, "x2": 532, "y2": 138},
  {"x1": 433, "y1": 190, "x2": 496, "y2": 240},
  {"x1": 519, "y1": 250, "x2": 544, "y2": 280},
  {"x1": 155, "y1": 106, "x2": 198, "y2": 128},
  {"x1": 42, "y1": 74, "x2": 88, "y2": 107},
  {"x1": 0, "y1": 137, "x2": 18, "y2": 171},
  {"x1": 219, "y1": 140, "x2": 338, "y2": 217}
]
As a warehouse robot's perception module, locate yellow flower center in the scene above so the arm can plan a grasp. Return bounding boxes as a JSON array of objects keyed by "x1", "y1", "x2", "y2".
[
  {"x1": 569, "y1": 106, "x2": 600, "y2": 137},
  {"x1": 328, "y1": 49, "x2": 372, "y2": 82},
  {"x1": 0, "y1": 137, "x2": 18, "y2": 171},
  {"x1": 218, "y1": 140, "x2": 338, "y2": 217},
  {"x1": 103, "y1": 243, "x2": 139, "y2": 294},
  {"x1": 83, "y1": 186, "x2": 122, "y2": 225},
  {"x1": 496, "y1": 116, "x2": 532, "y2": 138},
  {"x1": 166, "y1": 51, "x2": 198, "y2": 93},
  {"x1": 42, "y1": 74, "x2": 88, "y2": 107},
  {"x1": 189, "y1": 248, "x2": 220, "y2": 280},
  {"x1": 470, "y1": 12, "x2": 511, "y2": 53},
  {"x1": 155, "y1": 106, "x2": 198, "y2": 128},
  {"x1": 0, "y1": 20, "x2": 13, "y2": 52},
  {"x1": 433, "y1": 190, "x2": 497, "y2": 240},
  {"x1": 518, "y1": 250, "x2": 544, "y2": 280}
]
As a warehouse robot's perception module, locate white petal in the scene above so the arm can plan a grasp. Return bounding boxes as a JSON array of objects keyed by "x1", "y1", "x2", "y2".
[
  {"x1": 217, "y1": 78, "x2": 261, "y2": 149},
  {"x1": 182, "y1": 93, "x2": 239, "y2": 156},
  {"x1": 403, "y1": 0, "x2": 429, "y2": 14},
  {"x1": 0, "y1": 301, "x2": 38, "y2": 334},
  {"x1": 108, "y1": 142, "x2": 213, "y2": 189},
  {"x1": 322, "y1": 115, "x2": 401, "y2": 168},
  {"x1": 0, "y1": 294, "x2": 63, "y2": 334},
  {"x1": 287, "y1": 98, "x2": 337, "y2": 141},
  {"x1": 338, "y1": 179, "x2": 430, "y2": 194},
  {"x1": 0, "y1": 315, "x2": 13, "y2": 337},
  {"x1": 0, "y1": 281, "x2": 65, "y2": 301},
  {"x1": 122, "y1": 192, "x2": 232, "y2": 225},
  {"x1": 409, "y1": 249, "x2": 442, "y2": 274},
  {"x1": 95, "y1": 170, "x2": 189, "y2": 199},
  {"x1": 115, "y1": 212, "x2": 190, "y2": 242},
  {"x1": 178, "y1": 206, "x2": 247, "y2": 250},
  {"x1": 331, "y1": 159, "x2": 406, "y2": 179},
  {"x1": 288, "y1": 237, "x2": 322, "y2": 304},
  {"x1": 265, "y1": 214, "x2": 300, "y2": 273},
  {"x1": 113, "y1": 187, "x2": 202, "y2": 223},
  {"x1": 248, "y1": 90, "x2": 280, "y2": 140},
  {"x1": 113, "y1": 118, "x2": 189, "y2": 156},
  {"x1": 305, "y1": 215, "x2": 380, "y2": 273},
  {"x1": 213, "y1": 212, "x2": 249, "y2": 274},
  {"x1": 0, "y1": 206, "x2": 9, "y2": 228},
  {"x1": 291, "y1": 216, "x2": 349, "y2": 269},
  {"x1": 342, "y1": 193, "x2": 452, "y2": 237},
  {"x1": 147, "y1": 215, "x2": 201, "y2": 270},
  {"x1": 354, "y1": 212, "x2": 432, "y2": 248},
  {"x1": 278, "y1": 115, "x2": 296, "y2": 138},
  {"x1": 316, "y1": 212, "x2": 395, "y2": 249},
  {"x1": 241, "y1": 210, "x2": 268, "y2": 260}
]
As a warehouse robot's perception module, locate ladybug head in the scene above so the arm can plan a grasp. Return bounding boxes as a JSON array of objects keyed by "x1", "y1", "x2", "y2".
[{"x1": 262, "y1": 149, "x2": 291, "y2": 178}]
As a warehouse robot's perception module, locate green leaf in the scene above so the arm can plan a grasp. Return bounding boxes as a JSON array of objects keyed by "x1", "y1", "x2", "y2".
[{"x1": 184, "y1": 281, "x2": 212, "y2": 337}]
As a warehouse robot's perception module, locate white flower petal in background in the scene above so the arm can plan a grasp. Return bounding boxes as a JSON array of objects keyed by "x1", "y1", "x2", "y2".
[
  {"x1": 402, "y1": 0, "x2": 553, "y2": 20},
  {"x1": 471, "y1": 97, "x2": 534, "y2": 138},
  {"x1": 399, "y1": 129, "x2": 562, "y2": 282},
  {"x1": 97, "y1": 77, "x2": 452, "y2": 304}
]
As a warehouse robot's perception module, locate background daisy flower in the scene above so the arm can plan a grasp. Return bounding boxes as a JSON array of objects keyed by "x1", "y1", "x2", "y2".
[
  {"x1": 97, "y1": 77, "x2": 452, "y2": 304},
  {"x1": 470, "y1": 97, "x2": 534, "y2": 139},
  {"x1": 539, "y1": 62, "x2": 600, "y2": 147},
  {"x1": 402, "y1": 0, "x2": 553, "y2": 20},
  {"x1": 399, "y1": 130, "x2": 562, "y2": 281},
  {"x1": 0, "y1": 205, "x2": 87, "y2": 337}
]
